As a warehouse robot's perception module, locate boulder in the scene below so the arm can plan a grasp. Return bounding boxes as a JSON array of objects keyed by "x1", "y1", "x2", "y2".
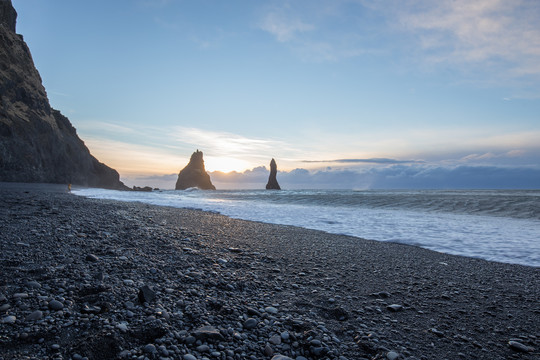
[
  {"x1": 175, "y1": 150, "x2": 216, "y2": 190},
  {"x1": 0, "y1": 0, "x2": 128, "y2": 190},
  {"x1": 265, "y1": 158, "x2": 281, "y2": 190}
]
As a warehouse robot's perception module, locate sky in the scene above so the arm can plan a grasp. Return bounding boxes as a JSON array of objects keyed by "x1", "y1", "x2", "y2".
[{"x1": 12, "y1": 0, "x2": 540, "y2": 189}]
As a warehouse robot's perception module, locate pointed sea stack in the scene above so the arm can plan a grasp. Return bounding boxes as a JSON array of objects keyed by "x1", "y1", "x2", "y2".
[
  {"x1": 0, "y1": 0, "x2": 127, "y2": 189},
  {"x1": 265, "y1": 158, "x2": 281, "y2": 190},
  {"x1": 175, "y1": 150, "x2": 216, "y2": 190}
]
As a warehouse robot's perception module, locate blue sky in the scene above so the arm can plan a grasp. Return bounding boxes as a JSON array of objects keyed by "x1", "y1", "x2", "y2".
[{"x1": 13, "y1": 0, "x2": 540, "y2": 189}]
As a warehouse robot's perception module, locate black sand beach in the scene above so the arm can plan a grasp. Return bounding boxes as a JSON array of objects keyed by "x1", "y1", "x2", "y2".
[{"x1": 0, "y1": 183, "x2": 538, "y2": 360}]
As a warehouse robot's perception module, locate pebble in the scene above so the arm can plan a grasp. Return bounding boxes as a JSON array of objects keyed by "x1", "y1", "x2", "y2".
[
  {"x1": 244, "y1": 318, "x2": 258, "y2": 329},
  {"x1": 138, "y1": 285, "x2": 156, "y2": 303},
  {"x1": 183, "y1": 355, "x2": 197, "y2": 360},
  {"x1": 1, "y1": 315, "x2": 16, "y2": 324},
  {"x1": 271, "y1": 356, "x2": 294, "y2": 360},
  {"x1": 85, "y1": 254, "x2": 99, "y2": 262},
  {"x1": 13, "y1": 293, "x2": 29, "y2": 299},
  {"x1": 143, "y1": 344, "x2": 157, "y2": 353},
  {"x1": 386, "y1": 304, "x2": 403, "y2": 312},
  {"x1": 25, "y1": 310, "x2": 43, "y2": 321},
  {"x1": 269, "y1": 334, "x2": 282, "y2": 345},
  {"x1": 196, "y1": 344, "x2": 210, "y2": 352},
  {"x1": 48, "y1": 300, "x2": 64, "y2": 311},
  {"x1": 265, "y1": 306, "x2": 278, "y2": 314},
  {"x1": 194, "y1": 325, "x2": 224, "y2": 340},
  {"x1": 508, "y1": 340, "x2": 532, "y2": 352},
  {"x1": 387, "y1": 351, "x2": 400, "y2": 360}
]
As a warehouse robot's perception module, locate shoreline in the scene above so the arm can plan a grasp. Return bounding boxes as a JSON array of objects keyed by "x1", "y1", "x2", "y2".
[{"x1": 1, "y1": 183, "x2": 538, "y2": 359}]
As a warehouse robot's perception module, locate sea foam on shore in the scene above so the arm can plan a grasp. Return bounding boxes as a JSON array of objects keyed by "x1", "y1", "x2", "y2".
[{"x1": 73, "y1": 188, "x2": 540, "y2": 267}]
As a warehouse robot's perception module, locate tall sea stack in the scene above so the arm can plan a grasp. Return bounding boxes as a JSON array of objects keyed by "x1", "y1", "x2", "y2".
[
  {"x1": 175, "y1": 150, "x2": 216, "y2": 190},
  {"x1": 0, "y1": 0, "x2": 127, "y2": 189},
  {"x1": 266, "y1": 158, "x2": 281, "y2": 190}
]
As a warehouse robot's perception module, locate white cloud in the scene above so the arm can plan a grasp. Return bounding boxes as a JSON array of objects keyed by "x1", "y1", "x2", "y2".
[
  {"x1": 397, "y1": 0, "x2": 540, "y2": 76},
  {"x1": 260, "y1": 12, "x2": 315, "y2": 42}
]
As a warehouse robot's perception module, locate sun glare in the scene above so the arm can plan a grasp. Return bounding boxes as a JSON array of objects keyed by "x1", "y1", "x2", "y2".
[{"x1": 204, "y1": 157, "x2": 252, "y2": 173}]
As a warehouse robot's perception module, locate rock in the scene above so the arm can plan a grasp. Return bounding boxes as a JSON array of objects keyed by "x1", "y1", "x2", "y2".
[
  {"x1": 387, "y1": 304, "x2": 403, "y2": 312},
  {"x1": 0, "y1": 0, "x2": 17, "y2": 32},
  {"x1": 48, "y1": 299, "x2": 64, "y2": 311},
  {"x1": 25, "y1": 280, "x2": 41, "y2": 289},
  {"x1": 132, "y1": 186, "x2": 152, "y2": 192},
  {"x1": 85, "y1": 254, "x2": 99, "y2": 262},
  {"x1": 508, "y1": 340, "x2": 532, "y2": 352},
  {"x1": 175, "y1": 150, "x2": 216, "y2": 190},
  {"x1": 265, "y1": 158, "x2": 281, "y2": 190},
  {"x1": 183, "y1": 355, "x2": 197, "y2": 360},
  {"x1": 0, "y1": 1, "x2": 128, "y2": 189},
  {"x1": 387, "y1": 351, "x2": 400, "y2": 360},
  {"x1": 244, "y1": 318, "x2": 258, "y2": 329},
  {"x1": 138, "y1": 285, "x2": 156, "y2": 303},
  {"x1": 269, "y1": 334, "x2": 282, "y2": 345},
  {"x1": 265, "y1": 306, "x2": 278, "y2": 314},
  {"x1": 143, "y1": 344, "x2": 157, "y2": 354},
  {"x1": 196, "y1": 344, "x2": 210, "y2": 352},
  {"x1": 1, "y1": 315, "x2": 16, "y2": 324},
  {"x1": 25, "y1": 310, "x2": 42, "y2": 321},
  {"x1": 271, "y1": 355, "x2": 293, "y2": 360},
  {"x1": 264, "y1": 343, "x2": 274, "y2": 357},
  {"x1": 193, "y1": 325, "x2": 224, "y2": 340}
]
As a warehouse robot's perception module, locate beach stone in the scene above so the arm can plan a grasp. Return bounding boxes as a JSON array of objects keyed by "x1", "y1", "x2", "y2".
[
  {"x1": 85, "y1": 254, "x2": 99, "y2": 262},
  {"x1": 271, "y1": 356, "x2": 293, "y2": 360},
  {"x1": 183, "y1": 355, "x2": 197, "y2": 360},
  {"x1": 48, "y1": 299, "x2": 64, "y2": 311},
  {"x1": 25, "y1": 310, "x2": 43, "y2": 321},
  {"x1": 264, "y1": 344, "x2": 274, "y2": 357},
  {"x1": 196, "y1": 344, "x2": 210, "y2": 352},
  {"x1": 194, "y1": 325, "x2": 224, "y2": 340},
  {"x1": 143, "y1": 344, "x2": 157, "y2": 353},
  {"x1": 1, "y1": 315, "x2": 16, "y2": 324},
  {"x1": 138, "y1": 285, "x2": 156, "y2": 303},
  {"x1": 13, "y1": 293, "x2": 29, "y2": 299},
  {"x1": 281, "y1": 331, "x2": 290, "y2": 341},
  {"x1": 387, "y1": 351, "x2": 400, "y2": 360},
  {"x1": 387, "y1": 304, "x2": 403, "y2": 312},
  {"x1": 0, "y1": 304, "x2": 11, "y2": 311},
  {"x1": 508, "y1": 340, "x2": 532, "y2": 352},
  {"x1": 25, "y1": 280, "x2": 41, "y2": 289},
  {"x1": 269, "y1": 334, "x2": 282, "y2": 345},
  {"x1": 265, "y1": 306, "x2": 278, "y2": 314},
  {"x1": 244, "y1": 318, "x2": 258, "y2": 329}
]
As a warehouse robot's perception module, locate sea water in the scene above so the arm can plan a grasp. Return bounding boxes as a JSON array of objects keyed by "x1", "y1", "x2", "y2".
[{"x1": 73, "y1": 188, "x2": 540, "y2": 267}]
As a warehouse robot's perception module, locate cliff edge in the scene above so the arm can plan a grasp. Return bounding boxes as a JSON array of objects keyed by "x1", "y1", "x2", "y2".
[
  {"x1": 0, "y1": 0, "x2": 127, "y2": 189},
  {"x1": 175, "y1": 150, "x2": 216, "y2": 190}
]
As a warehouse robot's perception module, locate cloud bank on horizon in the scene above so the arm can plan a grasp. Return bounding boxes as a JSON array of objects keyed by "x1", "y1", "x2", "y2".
[{"x1": 13, "y1": 0, "x2": 540, "y2": 189}]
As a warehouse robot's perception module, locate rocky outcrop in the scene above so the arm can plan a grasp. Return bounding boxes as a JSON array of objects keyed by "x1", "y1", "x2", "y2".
[
  {"x1": 0, "y1": 0, "x2": 127, "y2": 190},
  {"x1": 175, "y1": 150, "x2": 216, "y2": 190},
  {"x1": 265, "y1": 158, "x2": 281, "y2": 190}
]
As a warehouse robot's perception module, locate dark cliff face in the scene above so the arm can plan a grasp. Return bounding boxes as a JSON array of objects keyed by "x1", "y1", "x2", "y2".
[
  {"x1": 0, "y1": 0, "x2": 127, "y2": 189},
  {"x1": 266, "y1": 158, "x2": 281, "y2": 190},
  {"x1": 175, "y1": 150, "x2": 216, "y2": 190}
]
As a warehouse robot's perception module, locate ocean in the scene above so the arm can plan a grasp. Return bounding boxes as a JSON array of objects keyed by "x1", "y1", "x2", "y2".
[{"x1": 73, "y1": 188, "x2": 540, "y2": 267}]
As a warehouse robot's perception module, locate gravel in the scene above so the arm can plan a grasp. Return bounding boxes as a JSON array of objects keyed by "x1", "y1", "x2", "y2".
[{"x1": 0, "y1": 182, "x2": 538, "y2": 359}]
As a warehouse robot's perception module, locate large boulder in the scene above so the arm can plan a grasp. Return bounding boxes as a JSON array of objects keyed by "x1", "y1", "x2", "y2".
[
  {"x1": 0, "y1": 0, "x2": 127, "y2": 190},
  {"x1": 265, "y1": 158, "x2": 281, "y2": 190},
  {"x1": 175, "y1": 150, "x2": 216, "y2": 190}
]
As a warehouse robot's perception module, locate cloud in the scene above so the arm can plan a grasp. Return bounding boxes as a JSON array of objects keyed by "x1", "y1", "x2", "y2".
[
  {"x1": 259, "y1": 12, "x2": 315, "y2": 42},
  {"x1": 302, "y1": 158, "x2": 424, "y2": 164},
  {"x1": 397, "y1": 0, "x2": 540, "y2": 77},
  {"x1": 210, "y1": 164, "x2": 540, "y2": 190}
]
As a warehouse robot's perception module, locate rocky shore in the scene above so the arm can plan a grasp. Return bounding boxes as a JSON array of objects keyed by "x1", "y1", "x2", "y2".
[{"x1": 0, "y1": 183, "x2": 538, "y2": 360}]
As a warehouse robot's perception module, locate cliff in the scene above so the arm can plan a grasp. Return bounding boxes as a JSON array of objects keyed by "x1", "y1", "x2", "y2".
[
  {"x1": 175, "y1": 150, "x2": 216, "y2": 190},
  {"x1": 0, "y1": 0, "x2": 127, "y2": 189},
  {"x1": 265, "y1": 158, "x2": 281, "y2": 190}
]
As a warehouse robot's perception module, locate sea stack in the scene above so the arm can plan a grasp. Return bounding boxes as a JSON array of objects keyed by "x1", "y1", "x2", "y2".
[
  {"x1": 0, "y1": 0, "x2": 127, "y2": 189},
  {"x1": 265, "y1": 158, "x2": 281, "y2": 190},
  {"x1": 175, "y1": 150, "x2": 216, "y2": 190}
]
